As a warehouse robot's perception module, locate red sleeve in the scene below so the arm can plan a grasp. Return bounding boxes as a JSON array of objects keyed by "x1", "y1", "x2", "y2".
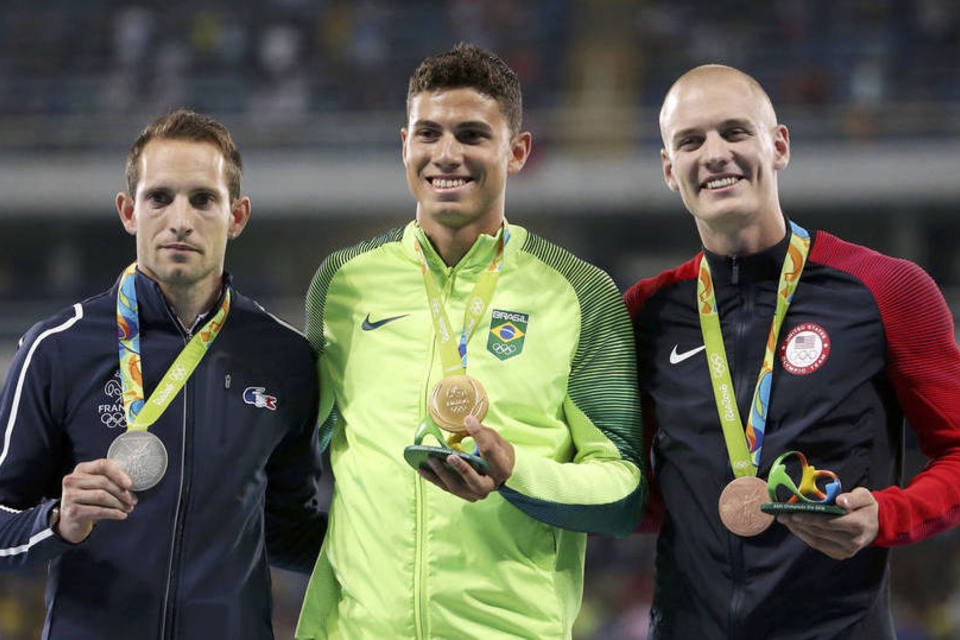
[{"x1": 813, "y1": 232, "x2": 960, "y2": 546}]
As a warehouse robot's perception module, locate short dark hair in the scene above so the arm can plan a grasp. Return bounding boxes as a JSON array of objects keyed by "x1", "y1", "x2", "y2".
[
  {"x1": 125, "y1": 108, "x2": 243, "y2": 201},
  {"x1": 407, "y1": 42, "x2": 523, "y2": 134}
]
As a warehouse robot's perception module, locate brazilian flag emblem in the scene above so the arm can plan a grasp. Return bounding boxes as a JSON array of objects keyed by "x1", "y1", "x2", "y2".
[{"x1": 487, "y1": 309, "x2": 529, "y2": 361}]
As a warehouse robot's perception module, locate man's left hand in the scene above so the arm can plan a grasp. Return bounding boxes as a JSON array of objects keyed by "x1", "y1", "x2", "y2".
[
  {"x1": 418, "y1": 415, "x2": 515, "y2": 502},
  {"x1": 777, "y1": 487, "x2": 879, "y2": 560}
]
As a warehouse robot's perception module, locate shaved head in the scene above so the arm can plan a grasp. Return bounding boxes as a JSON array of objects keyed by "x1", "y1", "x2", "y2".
[{"x1": 660, "y1": 65, "x2": 778, "y2": 147}]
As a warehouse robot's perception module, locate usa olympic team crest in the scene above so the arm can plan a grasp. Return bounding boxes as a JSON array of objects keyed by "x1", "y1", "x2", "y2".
[{"x1": 779, "y1": 323, "x2": 830, "y2": 375}]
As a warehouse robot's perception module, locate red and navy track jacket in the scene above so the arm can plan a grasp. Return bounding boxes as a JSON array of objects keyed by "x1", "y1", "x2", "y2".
[
  {"x1": 625, "y1": 226, "x2": 960, "y2": 640},
  {"x1": 0, "y1": 270, "x2": 326, "y2": 639}
]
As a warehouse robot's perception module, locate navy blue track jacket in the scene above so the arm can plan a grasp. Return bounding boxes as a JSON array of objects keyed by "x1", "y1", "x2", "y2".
[
  {"x1": 626, "y1": 227, "x2": 960, "y2": 640},
  {"x1": 0, "y1": 270, "x2": 326, "y2": 639}
]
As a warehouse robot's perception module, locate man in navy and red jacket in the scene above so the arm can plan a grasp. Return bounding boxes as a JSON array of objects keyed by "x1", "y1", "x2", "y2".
[
  {"x1": 0, "y1": 109, "x2": 325, "y2": 639},
  {"x1": 625, "y1": 65, "x2": 960, "y2": 639}
]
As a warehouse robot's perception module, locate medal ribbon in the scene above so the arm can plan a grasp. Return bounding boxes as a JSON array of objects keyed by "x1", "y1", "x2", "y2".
[
  {"x1": 117, "y1": 263, "x2": 231, "y2": 430},
  {"x1": 698, "y1": 222, "x2": 810, "y2": 477},
  {"x1": 414, "y1": 225, "x2": 509, "y2": 376}
]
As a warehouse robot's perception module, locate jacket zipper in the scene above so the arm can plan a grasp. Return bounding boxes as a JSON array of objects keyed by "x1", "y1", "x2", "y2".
[
  {"x1": 413, "y1": 264, "x2": 456, "y2": 639},
  {"x1": 732, "y1": 262, "x2": 754, "y2": 436},
  {"x1": 727, "y1": 534, "x2": 746, "y2": 639},
  {"x1": 159, "y1": 322, "x2": 193, "y2": 639},
  {"x1": 728, "y1": 257, "x2": 754, "y2": 637}
]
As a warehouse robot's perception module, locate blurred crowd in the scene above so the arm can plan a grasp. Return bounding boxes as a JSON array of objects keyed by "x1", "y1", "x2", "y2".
[{"x1": 0, "y1": 0, "x2": 957, "y2": 147}]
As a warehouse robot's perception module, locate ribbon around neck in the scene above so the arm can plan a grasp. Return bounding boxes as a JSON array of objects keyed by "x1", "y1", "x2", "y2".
[
  {"x1": 414, "y1": 224, "x2": 509, "y2": 376},
  {"x1": 697, "y1": 222, "x2": 810, "y2": 477},
  {"x1": 116, "y1": 263, "x2": 231, "y2": 430}
]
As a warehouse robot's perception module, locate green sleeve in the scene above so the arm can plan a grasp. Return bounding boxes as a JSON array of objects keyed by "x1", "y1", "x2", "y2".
[
  {"x1": 303, "y1": 227, "x2": 404, "y2": 452},
  {"x1": 304, "y1": 255, "x2": 338, "y2": 451},
  {"x1": 500, "y1": 249, "x2": 646, "y2": 537}
]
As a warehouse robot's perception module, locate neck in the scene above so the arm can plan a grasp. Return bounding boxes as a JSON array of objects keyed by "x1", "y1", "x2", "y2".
[
  {"x1": 697, "y1": 211, "x2": 787, "y2": 257},
  {"x1": 159, "y1": 277, "x2": 222, "y2": 332},
  {"x1": 417, "y1": 213, "x2": 503, "y2": 267}
]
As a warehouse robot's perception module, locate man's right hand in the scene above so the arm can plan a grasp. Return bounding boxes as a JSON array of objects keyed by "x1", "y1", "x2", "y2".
[{"x1": 57, "y1": 459, "x2": 137, "y2": 544}]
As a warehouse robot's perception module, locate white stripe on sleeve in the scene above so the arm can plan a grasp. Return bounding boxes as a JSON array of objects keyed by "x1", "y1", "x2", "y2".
[{"x1": 0, "y1": 303, "x2": 84, "y2": 470}]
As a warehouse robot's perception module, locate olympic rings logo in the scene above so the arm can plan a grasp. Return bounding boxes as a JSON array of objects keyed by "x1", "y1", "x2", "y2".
[
  {"x1": 470, "y1": 298, "x2": 485, "y2": 315},
  {"x1": 100, "y1": 412, "x2": 126, "y2": 429},
  {"x1": 709, "y1": 353, "x2": 727, "y2": 377},
  {"x1": 490, "y1": 343, "x2": 518, "y2": 355}
]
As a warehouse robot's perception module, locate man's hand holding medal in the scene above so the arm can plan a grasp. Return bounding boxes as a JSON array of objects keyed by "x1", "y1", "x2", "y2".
[{"x1": 418, "y1": 414, "x2": 515, "y2": 502}]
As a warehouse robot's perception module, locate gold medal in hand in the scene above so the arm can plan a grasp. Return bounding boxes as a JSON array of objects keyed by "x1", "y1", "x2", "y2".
[
  {"x1": 404, "y1": 374, "x2": 491, "y2": 476},
  {"x1": 428, "y1": 374, "x2": 489, "y2": 433}
]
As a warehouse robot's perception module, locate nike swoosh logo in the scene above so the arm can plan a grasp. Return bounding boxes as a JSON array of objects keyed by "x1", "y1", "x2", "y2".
[
  {"x1": 361, "y1": 313, "x2": 409, "y2": 331},
  {"x1": 669, "y1": 344, "x2": 706, "y2": 364}
]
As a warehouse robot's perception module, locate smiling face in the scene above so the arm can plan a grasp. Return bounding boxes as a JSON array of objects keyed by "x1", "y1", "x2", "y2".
[
  {"x1": 659, "y1": 66, "x2": 789, "y2": 251},
  {"x1": 116, "y1": 138, "x2": 250, "y2": 297},
  {"x1": 402, "y1": 88, "x2": 531, "y2": 238}
]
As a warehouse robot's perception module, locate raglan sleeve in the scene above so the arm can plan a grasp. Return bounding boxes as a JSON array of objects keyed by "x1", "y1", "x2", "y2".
[
  {"x1": 264, "y1": 335, "x2": 327, "y2": 573},
  {"x1": 499, "y1": 269, "x2": 646, "y2": 537},
  {"x1": 304, "y1": 255, "x2": 340, "y2": 452},
  {"x1": 869, "y1": 260, "x2": 960, "y2": 546},
  {"x1": 0, "y1": 322, "x2": 78, "y2": 569}
]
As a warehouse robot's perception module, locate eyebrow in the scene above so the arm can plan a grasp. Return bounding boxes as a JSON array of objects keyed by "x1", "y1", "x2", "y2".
[
  {"x1": 411, "y1": 119, "x2": 494, "y2": 133},
  {"x1": 717, "y1": 118, "x2": 753, "y2": 130},
  {"x1": 141, "y1": 184, "x2": 222, "y2": 198}
]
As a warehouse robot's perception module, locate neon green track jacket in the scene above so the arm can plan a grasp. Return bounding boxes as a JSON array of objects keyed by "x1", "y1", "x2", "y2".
[{"x1": 297, "y1": 222, "x2": 645, "y2": 639}]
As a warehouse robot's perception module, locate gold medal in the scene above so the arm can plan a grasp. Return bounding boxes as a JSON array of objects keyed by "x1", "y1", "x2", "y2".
[
  {"x1": 428, "y1": 374, "x2": 488, "y2": 433},
  {"x1": 718, "y1": 476, "x2": 775, "y2": 537}
]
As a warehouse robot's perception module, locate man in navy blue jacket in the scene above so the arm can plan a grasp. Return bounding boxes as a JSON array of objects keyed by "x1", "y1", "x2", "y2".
[
  {"x1": 626, "y1": 65, "x2": 960, "y2": 639},
  {"x1": 0, "y1": 109, "x2": 325, "y2": 639}
]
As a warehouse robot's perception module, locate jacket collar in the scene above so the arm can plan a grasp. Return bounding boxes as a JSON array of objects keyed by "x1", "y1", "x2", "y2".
[
  {"x1": 112, "y1": 268, "x2": 232, "y2": 335},
  {"x1": 400, "y1": 220, "x2": 526, "y2": 275},
  {"x1": 702, "y1": 222, "x2": 793, "y2": 286}
]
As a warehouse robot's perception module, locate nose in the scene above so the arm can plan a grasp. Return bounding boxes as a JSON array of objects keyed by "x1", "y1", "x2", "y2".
[
  {"x1": 432, "y1": 132, "x2": 463, "y2": 169},
  {"x1": 168, "y1": 196, "x2": 193, "y2": 236},
  {"x1": 702, "y1": 132, "x2": 731, "y2": 170}
]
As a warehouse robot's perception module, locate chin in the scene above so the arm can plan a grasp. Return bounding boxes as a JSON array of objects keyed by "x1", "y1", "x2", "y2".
[{"x1": 158, "y1": 264, "x2": 203, "y2": 285}]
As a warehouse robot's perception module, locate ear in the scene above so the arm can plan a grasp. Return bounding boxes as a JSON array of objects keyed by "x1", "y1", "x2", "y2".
[
  {"x1": 772, "y1": 124, "x2": 790, "y2": 171},
  {"x1": 227, "y1": 196, "x2": 252, "y2": 240},
  {"x1": 117, "y1": 192, "x2": 137, "y2": 236},
  {"x1": 400, "y1": 127, "x2": 409, "y2": 167},
  {"x1": 661, "y1": 149, "x2": 679, "y2": 192},
  {"x1": 507, "y1": 131, "x2": 533, "y2": 174}
]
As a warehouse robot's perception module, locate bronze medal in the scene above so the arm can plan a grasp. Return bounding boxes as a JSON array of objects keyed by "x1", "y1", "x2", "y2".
[
  {"x1": 428, "y1": 374, "x2": 489, "y2": 433},
  {"x1": 718, "y1": 476, "x2": 774, "y2": 537}
]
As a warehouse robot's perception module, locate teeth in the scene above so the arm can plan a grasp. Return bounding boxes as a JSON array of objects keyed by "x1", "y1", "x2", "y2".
[
  {"x1": 706, "y1": 176, "x2": 739, "y2": 189},
  {"x1": 432, "y1": 178, "x2": 468, "y2": 189}
]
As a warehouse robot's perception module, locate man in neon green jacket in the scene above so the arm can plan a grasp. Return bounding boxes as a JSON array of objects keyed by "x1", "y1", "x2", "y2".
[{"x1": 297, "y1": 43, "x2": 646, "y2": 640}]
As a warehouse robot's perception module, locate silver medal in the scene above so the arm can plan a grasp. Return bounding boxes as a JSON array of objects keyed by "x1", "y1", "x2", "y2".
[{"x1": 107, "y1": 431, "x2": 168, "y2": 491}]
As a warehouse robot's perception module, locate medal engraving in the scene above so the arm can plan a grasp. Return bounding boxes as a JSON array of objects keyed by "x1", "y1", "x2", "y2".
[
  {"x1": 107, "y1": 431, "x2": 168, "y2": 491},
  {"x1": 428, "y1": 375, "x2": 489, "y2": 433},
  {"x1": 718, "y1": 476, "x2": 774, "y2": 537}
]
